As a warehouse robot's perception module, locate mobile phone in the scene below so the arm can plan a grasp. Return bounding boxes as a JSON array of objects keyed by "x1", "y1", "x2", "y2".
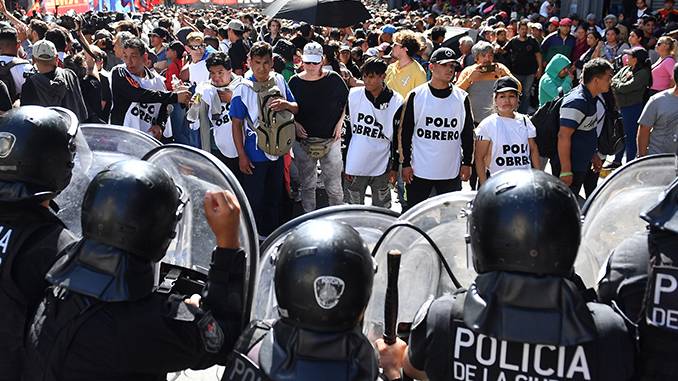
[{"x1": 479, "y1": 63, "x2": 496, "y2": 73}]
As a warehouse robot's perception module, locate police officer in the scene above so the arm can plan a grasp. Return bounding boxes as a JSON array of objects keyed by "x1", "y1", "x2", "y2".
[
  {"x1": 598, "y1": 176, "x2": 678, "y2": 380},
  {"x1": 399, "y1": 47, "x2": 474, "y2": 211},
  {"x1": 222, "y1": 220, "x2": 379, "y2": 381},
  {"x1": 377, "y1": 169, "x2": 635, "y2": 381},
  {"x1": 0, "y1": 106, "x2": 79, "y2": 381},
  {"x1": 24, "y1": 160, "x2": 247, "y2": 381}
]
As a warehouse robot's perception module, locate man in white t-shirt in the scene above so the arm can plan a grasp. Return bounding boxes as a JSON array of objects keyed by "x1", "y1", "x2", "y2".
[
  {"x1": 344, "y1": 57, "x2": 403, "y2": 208},
  {"x1": 474, "y1": 77, "x2": 541, "y2": 186}
]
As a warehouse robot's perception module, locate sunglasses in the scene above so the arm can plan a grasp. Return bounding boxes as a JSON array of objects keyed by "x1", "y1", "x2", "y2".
[
  {"x1": 303, "y1": 61, "x2": 321, "y2": 65},
  {"x1": 187, "y1": 44, "x2": 205, "y2": 50}
]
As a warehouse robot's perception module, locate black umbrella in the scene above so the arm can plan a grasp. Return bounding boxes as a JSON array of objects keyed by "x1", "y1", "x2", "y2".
[{"x1": 264, "y1": 0, "x2": 371, "y2": 28}]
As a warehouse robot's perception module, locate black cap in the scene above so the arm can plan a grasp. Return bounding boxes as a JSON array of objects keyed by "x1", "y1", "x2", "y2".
[
  {"x1": 623, "y1": 46, "x2": 649, "y2": 62},
  {"x1": 493, "y1": 76, "x2": 521, "y2": 94},
  {"x1": 149, "y1": 27, "x2": 169, "y2": 41},
  {"x1": 429, "y1": 47, "x2": 457, "y2": 64}
]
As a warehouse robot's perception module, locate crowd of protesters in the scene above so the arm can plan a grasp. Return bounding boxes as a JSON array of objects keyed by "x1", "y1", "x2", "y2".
[{"x1": 0, "y1": 0, "x2": 677, "y2": 238}]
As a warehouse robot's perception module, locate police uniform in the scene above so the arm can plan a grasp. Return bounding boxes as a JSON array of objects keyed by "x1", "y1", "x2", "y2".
[
  {"x1": 401, "y1": 170, "x2": 635, "y2": 381},
  {"x1": 598, "y1": 177, "x2": 678, "y2": 380},
  {"x1": 0, "y1": 106, "x2": 79, "y2": 381},
  {"x1": 23, "y1": 160, "x2": 247, "y2": 381},
  {"x1": 223, "y1": 220, "x2": 379, "y2": 381},
  {"x1": 408, "y1": 276, "x2": 635, "y2": 381},
  {"x1": 0, "y1": 203, "x2": 75, "y2": 381},
  {"x1": 399, "y1": 82, "x2": 474, "y2": 209}
]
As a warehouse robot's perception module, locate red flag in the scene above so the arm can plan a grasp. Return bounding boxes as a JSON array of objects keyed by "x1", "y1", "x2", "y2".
[{"x1": 27, "y1": 0, "x2": 40, "y2": 16}]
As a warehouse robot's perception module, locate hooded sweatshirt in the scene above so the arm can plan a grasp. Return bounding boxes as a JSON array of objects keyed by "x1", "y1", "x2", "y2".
[
  {"x1": 538, "y1": 54, "x2": 573, "y2": 107},
  {"x1": 20, "y1": 67, "x2": 88, "y2": 122}
]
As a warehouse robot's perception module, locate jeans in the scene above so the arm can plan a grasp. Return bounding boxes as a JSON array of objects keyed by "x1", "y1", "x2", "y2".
[
  {"x1": 293, "y1": 140, "x2": 344, "y2": 213},
  {"x1": 239, "y1": 158, "x2": 284, "y2": 238},
  {"x1": 405, "y1": 176, "x2": 461, "y2": 211},
  {"x1": 345, "y1": 172, "x2": 392, "y2": 208},
  {"x1": 613, "y1": 103, "x2": 643, "y2": 164},
  {"x1": 515, "y1": 74, "x2": 535, "y2": 114}
]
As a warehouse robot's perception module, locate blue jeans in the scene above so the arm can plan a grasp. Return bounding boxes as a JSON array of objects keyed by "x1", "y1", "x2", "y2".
[
  {"x1": 239, "y1": 158, "x2": 284, "y2": 238},
  {"x1": 515, "y1": 74, "x2": 535, "y2": 114},
  {"x1": 614, "y1": 103, "x2": 643, "y2": 164}
]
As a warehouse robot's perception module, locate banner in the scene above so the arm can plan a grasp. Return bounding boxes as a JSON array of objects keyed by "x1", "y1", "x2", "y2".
[{"x1": 44, "y1": 0, "x2": 90, "y2": 14}]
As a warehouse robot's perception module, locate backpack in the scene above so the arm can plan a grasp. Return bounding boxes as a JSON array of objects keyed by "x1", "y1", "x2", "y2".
[
  {"x1": 0, "y1": 58, "x2": 29, "y2": 103},
  {"x1": 247, "y1": 76, "x2": 296, "y2": 156},
  {"x1": 530, "y1": 94, "x2": 564, "y2": 159},
  {"x1": 597, "y1": 97, "x2": 625, "y2": 156}
]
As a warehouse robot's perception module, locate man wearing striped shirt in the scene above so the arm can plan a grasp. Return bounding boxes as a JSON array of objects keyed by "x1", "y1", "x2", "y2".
[{"x1": 557, "y1": 58, "x2": 613, "y2": 195}]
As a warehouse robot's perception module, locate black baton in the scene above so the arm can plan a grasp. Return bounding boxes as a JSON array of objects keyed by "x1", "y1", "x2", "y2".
[{"x1": 383, "y1": 249, "x2": 402, "y2": 345}]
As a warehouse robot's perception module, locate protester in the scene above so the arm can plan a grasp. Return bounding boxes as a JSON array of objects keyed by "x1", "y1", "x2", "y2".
[
  {"x1": 384, "y1": 29, "x2": 427, "y2": 99},
  {"x1": 288, "y1": 42, "x2": 348, "y2": 213},
  {"x1": 539, "y1": 53, "x2": 573, "y2": 106},
  {"x1": 504, "y1": 20, "x2": 543, "y2": 113},
  {"x1": 540, "y1": 18, "x2": 575, "y2": 64},
  {"x1": 474, "y1": 76, "x2": 540, "y2": 186}
]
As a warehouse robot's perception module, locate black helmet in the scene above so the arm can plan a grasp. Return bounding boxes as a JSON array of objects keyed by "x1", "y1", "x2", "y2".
[
  {"x1": 641, "y1": 177, "x2": 678, "y2": 234},
  {"x1": 81, "y1": 160, "x2": 186, "y2": 262},
  {"x1": 275, "y1": 220, "x2": 375, "y2": 332},
  {"x1": 0, "y1": 106, "x2": 78, "y2": 200},
  {"x1": 470, "y1": 169, "x2": 581, "y2": 276}
]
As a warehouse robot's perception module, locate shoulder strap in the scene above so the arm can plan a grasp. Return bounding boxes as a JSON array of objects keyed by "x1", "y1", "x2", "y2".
[{"x1": 397, "y1": 91, "x2": 413, "y2": 165}]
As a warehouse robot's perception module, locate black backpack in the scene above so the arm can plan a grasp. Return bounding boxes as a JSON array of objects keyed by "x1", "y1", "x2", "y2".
[
  {"x1": 597, "y1": 95, "x2": 625, "y2": 156},
  {"x1": 530, "y1": 94, "x2": 564, "y2": 159},
  {"x1": 0, "y1": 58, "x2": 29, "y2": 103}
]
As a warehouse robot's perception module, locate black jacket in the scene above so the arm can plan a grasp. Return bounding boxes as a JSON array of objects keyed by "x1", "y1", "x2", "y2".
[{"x1": 20, "y1": 68, "x2": 88, "y2": 122}]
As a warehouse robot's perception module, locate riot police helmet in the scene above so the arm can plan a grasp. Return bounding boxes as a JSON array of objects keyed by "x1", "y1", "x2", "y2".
[
  {"x1": 641, "y1": 177, "x2": 678, "y2": 234},
  {"x1": 80, "y1": 159, "x2": 186, "y2": 263},
  {"x1": 469, "y1": 169, "x2": 581, "y2": 276},
  {"x1": 0, "y1": 106, "x2": 79, "y2": 200},
  {"x1": 275, "y1": 220, "x2": 375, "y2": 332}
]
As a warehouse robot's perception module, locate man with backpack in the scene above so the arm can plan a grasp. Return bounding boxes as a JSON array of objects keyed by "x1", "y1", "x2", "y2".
[
  {"x1": 557, "y1": 58, "x2": 612, "y2": 195},
  {"x1": 0, "y1": 24, "x2": 30, "y2": 104},
  {"x1": 229, "y1": 41, "x2": 298, "y2": 241}
]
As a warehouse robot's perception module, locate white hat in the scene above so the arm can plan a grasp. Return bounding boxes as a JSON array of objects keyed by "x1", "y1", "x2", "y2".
[
  {"x1": 32, "y1": 39, "x2": 57, "y2": 61},
  {"x1": 228, "y1": 19, "x2": 245, "y2": 32},
  {"x1": 302, "y1": 41, "x2": 323, "y2": 63}
]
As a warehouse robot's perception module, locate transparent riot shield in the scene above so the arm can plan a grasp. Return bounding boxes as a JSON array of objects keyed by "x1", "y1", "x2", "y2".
[
  {"x1": 575, "y1": 154, "x2": 677, "y2": 287},
  {"x1": 364, "y1": 191, "x2": 477, "y2": 343},
  {"x1": 251, "y1": 206, "x2": 399, "y2": 321},
  {"x1": 55, "y1": 124, "x2": 161, "y2": 236}
]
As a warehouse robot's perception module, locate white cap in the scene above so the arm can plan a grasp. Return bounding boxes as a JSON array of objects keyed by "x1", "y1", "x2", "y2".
[{"x1": 302, "y1": 41, "x2": 323, "y2": 63}]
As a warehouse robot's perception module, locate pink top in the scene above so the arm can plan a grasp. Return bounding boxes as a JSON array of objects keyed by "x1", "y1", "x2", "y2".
[{"x1": 651, "y1": 56, "x2": 676, "y2": 91}]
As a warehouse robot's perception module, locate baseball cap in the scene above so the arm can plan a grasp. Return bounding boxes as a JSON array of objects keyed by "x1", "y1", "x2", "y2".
[
  {"x1": 623, "y1": 46, "x2": 650, "y2": 62},
  {"x1": 429, "y1": 47, "x2": 457, "y2": 64},
  {"x1": 149, "y1": 27, "x2": 169, "y2": 40},
  {"x1": 530, "y1": 22, "x2": 543, "y2": 30},
  {"x1": 549, "y1": 16, "x2": 560, "y2": 25},
  {"x1": 365, "y1": 47, "x2": 379, "y2": 57},
  {"x1": 32, "y1": 39, "x2": 57, "y2": 61},
  {"x1": 94, "y1": 29, "x2": 112, "y2": 41},
  {"x1": 493, "y1": 76, "x2": 521, "y2": 94},
  {"x1": 382, "y1": 24, "x2": 396, "y2": 34},
  {"x1": 227, "y1": 19, "x2": 245, "y2": 32},
  {"x1": 339, "y1": 45, "x2": 350, "y2": 52},
  {"x1": 559, "y1": 18, "x2": 572, "y2": 26},
  {"x1": 302, "y1": 41, "x2": 323, "y2": 63}
]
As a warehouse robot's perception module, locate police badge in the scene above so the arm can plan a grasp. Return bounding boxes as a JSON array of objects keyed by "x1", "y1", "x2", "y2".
[
  {"x1": 314, "y1": 276, "x2": 345, "y2": 309},
  {"x1": 0, "y1": 132, "x2": 16, "y2": 159}
]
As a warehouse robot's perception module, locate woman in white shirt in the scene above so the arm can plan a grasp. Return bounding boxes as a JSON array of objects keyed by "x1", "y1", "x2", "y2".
[{"x1": 474, "y1": 76, "x2": 541, "y2": 186}]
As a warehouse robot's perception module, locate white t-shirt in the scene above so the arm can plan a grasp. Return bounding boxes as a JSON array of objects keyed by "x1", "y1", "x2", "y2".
[
  {"x1": 345, "y1": 87, "x2": 403, "y2": 176},
  {"x1": 188, "y1": 60, "x2": 210, "y2": 87},
  {"x1": 475, "y1": 113, "x2": 536, "y2": 175},
  {"x1": 411, "y1": 83, "x2": 468, "y2": 180},
  {"x1": 118, "y1": 65, "x2": 173, "y2": 138},
  {"x1": 539, "y1": 0, "x2": 551, "y2": 17}
]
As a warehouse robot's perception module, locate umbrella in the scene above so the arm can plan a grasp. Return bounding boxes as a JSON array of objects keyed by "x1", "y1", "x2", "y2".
[{"x1": 264, "y1": 0, "x2": 371, "y2": 28}]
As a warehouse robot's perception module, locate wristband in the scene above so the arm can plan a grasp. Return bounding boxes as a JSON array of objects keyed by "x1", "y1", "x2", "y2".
[{"x1": 559, "y1": 172, "x2": 573, "y2": 178}]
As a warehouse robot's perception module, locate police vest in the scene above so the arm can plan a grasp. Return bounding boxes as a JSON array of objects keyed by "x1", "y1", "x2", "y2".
[
  {"x1": 411, "y1": 84, "x2": 467, "y2": 180},
  {"x1": 223, "y1": 320, "x2": 380, "y2": 381},
  {"x1": 121, "y1": 67, "x2": 171, "y2": 137},
  {"x1": 415, "y1": 291, "x2": 634, "y2": 381},
  {"x1": 0, "y1": 205, "x2": 73, "y2": 380},
  {"x1": 638, "y1": 230, "x2": 678, "y2": 380},
  {"x1": 345, "y1": 88, "x2": 403, "y2": 177}
]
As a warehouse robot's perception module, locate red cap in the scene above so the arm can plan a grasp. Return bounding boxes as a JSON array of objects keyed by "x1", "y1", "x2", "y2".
[{"x1": 560, "y1": 17, "x2": 573, "y2": 26}]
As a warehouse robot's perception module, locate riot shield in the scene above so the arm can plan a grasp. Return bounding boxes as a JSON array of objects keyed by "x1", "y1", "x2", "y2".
[
  {"x1": 364, "y1": 191, "x2": 477, "y2": 343},
  {"x1": 575, "y1": 154, "x2": 677, "y2": 287},
  {"x1": 251, "y1": 206, "x2": 399, "y2": 321},
  {"x1": 55, "y1": 124, "x2": 162, "y2": 236}
]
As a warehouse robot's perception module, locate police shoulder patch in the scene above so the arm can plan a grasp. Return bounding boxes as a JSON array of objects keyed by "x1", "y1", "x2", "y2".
[
  {"x1": 314, "y1": 276, "x2": 345, "y2": 310},
  {"x1": 0, "y1": 132, "x2": 16, "y2": 159},
  {"x1": 197, "y1": 311, "x2": 224, "y2": 353}
]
